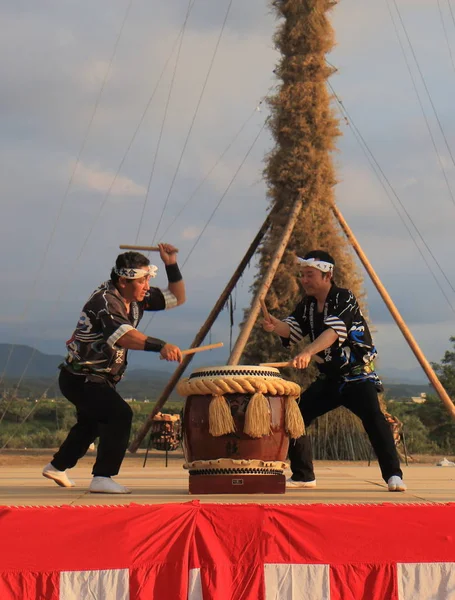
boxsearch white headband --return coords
[296,257,334,274]
[114,264,158,279]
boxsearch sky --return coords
[1,0,455,382]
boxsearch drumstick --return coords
[260,361,292,367]
[260,297,271,322]
[159,342,223,361]
[260,355,324,368]
[119,244,179,252]
[181,342,223,356]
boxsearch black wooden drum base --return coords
[188,473,286,495]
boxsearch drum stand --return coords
[188,471,286,495]
[142,417,181,468]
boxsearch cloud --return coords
[82,60,113,87]
[182,226,200,240]
[71,161,146,197]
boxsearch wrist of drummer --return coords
[144,337,167,352]
[165,263,182,282]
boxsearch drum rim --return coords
[189,365,281,379]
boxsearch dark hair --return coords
[303,250,335,266]
[110,252,150,283]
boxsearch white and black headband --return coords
[114,264,158,279]
[296,256,334,274]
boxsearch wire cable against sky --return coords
[57,3,199,274]
[134,0,195,244]
[386,0,455,209]
[159,100,267,240]
[437,0,455,76]
[329,82,455,314]
[150,0,235,245]
[181,122,266,267]
[141,119,267,336]
[448,0,455,29]
[390,0,455,185]
[0,0,134,387]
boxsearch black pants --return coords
[52,369,133,477]
[289,377,403,483]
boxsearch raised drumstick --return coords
[119,244,179,252]
[259,297,271,322]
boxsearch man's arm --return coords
[262,315,291,338]
[262,300,308,346]
[97,292,181,361]
[160,243,186,306]
[115,329,182,362]
[291,329,338,369]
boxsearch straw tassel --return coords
[285,396,305,439]
[208,395,236,437]
[244,393,271,438]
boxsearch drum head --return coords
[188,364,282,381]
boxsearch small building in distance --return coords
[388,392,427,405]
[410,393,427,404]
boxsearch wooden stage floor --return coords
[1,450,454,507]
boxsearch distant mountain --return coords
[0,344,181,400]
[117,368,181,400]
[124,368,177,380]
[0,344,63,378]
[0,344,180,381]
[379,366,429,385]
[382,382,431,399]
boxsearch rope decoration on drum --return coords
[177,374,304,439]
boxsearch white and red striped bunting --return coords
[1,502,455,599]
[8,563,454,599]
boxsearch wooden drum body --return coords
[176,365,303,495]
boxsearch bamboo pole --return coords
[228,200,303,365]
[128,214,272,453]
[331,203,455,419]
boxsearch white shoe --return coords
[42,463,75,488]
[388,475,407,492]
[286,477,317,489]
[89,476,131,494]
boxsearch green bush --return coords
[0,397,183,448]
